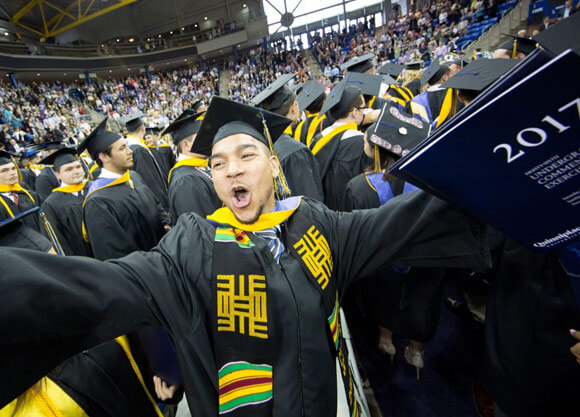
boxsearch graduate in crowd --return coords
[293,80,328,146]
[310,81,370,210]
[166,110,221,219]
[80,118,171,261]
[15,148,40,190]
[34,141,65,202]
[120,112,170,209]
[251,74,324,201]
[145,124,176,180]
[0,97,490,416]
[407,60,454,125]
[39,148,93,257]
[0,151,41,232]
[342,104,445,379]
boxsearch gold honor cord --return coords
[40,211,65,256]
[259,109,292,200]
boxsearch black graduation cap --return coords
[296,80,326,111]
[319,80,362,119]
[340,53,375,73]
[367,104,429,158]
[192,96,292,157]
[77,118,122,160]
[192,99,206,113]
[533,12,580,57]
[378,62,404,77]
[0,150,13,165]
[39,147,79,170]
[441,59,518,92]
[250,73,296,112]
[344,72,382,97]
[381,74,397,85]
[145,125,165,135]
[163,111,204,146]
[404,61,423,71]
[0,206,40,230]
[497,34,537,56]
[292,82,304,93]
[420,60,449,86]
[120,111,146,131]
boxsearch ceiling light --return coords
[129,38,134,42]
[194,24,198,27]
[36,73,40,76]
[4,32,8,36]
[181,27,185,30]
[158,34,162,38]
[63,73,66,75]
[204,16,208,20]
[109,70,112,73]
[116,38,120,42]
[169,31,173,34]
[243,3,247,7]
[147,38,150,41]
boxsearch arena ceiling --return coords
[0,0,255,43]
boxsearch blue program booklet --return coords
[390,49,580,251]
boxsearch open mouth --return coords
[231,186,251,209]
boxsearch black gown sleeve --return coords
[34,173,58,202]
[169,175,220,219]
[311,190,491,293]
[0,214,207,406]
[282,148,324,201]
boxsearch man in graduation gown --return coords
[145,125,176,180]
[166,111,222,219]
[406,60,453,124]
[250,74,324,201]
[79,118,171,261]
[120,112,169,209]
[0,97,490,416]
[39,148,93,257]
[0,151,42,232]
[310,82,369,210]
[293,80,328,146]
[34,141,65,202]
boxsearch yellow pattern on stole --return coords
[217,274,268,339]
[292,225,333,290]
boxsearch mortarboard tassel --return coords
[512,38,517,59]
[259,109,292,200]
[374,144,381,173]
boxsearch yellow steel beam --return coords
[42,0,76,20]
[82,0,96,19]
[46,0,78,28]
[48,0,139,37]
[14,21,45,37]
[11,0,40,24]
[38,0,48,36]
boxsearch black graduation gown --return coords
[0,188,41,232]
[127,140,169,209]
[84,171,167,261]
[343,173,446,341]
[20,168,36,190]
[168,164,221,219]
[149,145,176,181]
[41,184,93,257]
[404,78,421,97]
[311,127,369,210]
[0,192,491,414]
[406,88,450,124]
[274,133,324,201]
[34,166,60,202]
[484,237,580,417]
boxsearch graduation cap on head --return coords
[340,53,375,73]
[163,111,204,146]
[319,80,362,119]
[441,58,518,92]
[296,80,326,111]
[292,82,304,93]
[381,74,397,85]
[250,73,296,112]
[420,60,449,86]
[533,12,580,57]
[379,62,404,78]
[39,147,79,170]
[119,111,146,131]
[145,125,164,135]
[192,96,292,157]
[191,100,206,113]
[0,150,13,165]
[497,34,537,57]
[404,61,423,71]
[77,118,122,160]
[367,104,429,159]
[344,72,383,97]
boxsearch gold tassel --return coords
[260,111,292,200]
[10,156,23,183]
[512,38,517,59]
[373,145,381,173]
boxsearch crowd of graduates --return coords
[0,5,579,417]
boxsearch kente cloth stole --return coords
[210,200,360,416]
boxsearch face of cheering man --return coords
[98,138,134,174]
[55,160,85,186]
[0,162,18,185]
[210,134,279,224]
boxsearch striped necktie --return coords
[254,225,284,264]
